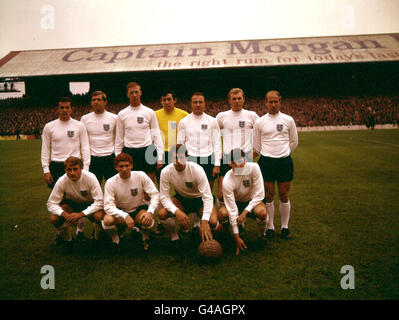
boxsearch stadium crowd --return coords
[1,94,399,136]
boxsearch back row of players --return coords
[41,82,298,255]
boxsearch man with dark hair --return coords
[158,144,220,247]
[115,82,164,183]
[102,153,160,252]
[177,92,222,187]
[154,89,189,235]
[47,156,104,249]
[219,149,267,255]
[41,97,90,188]
[81,91,117,184]
[253,90,298,240]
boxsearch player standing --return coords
[115,82,164,182]
[41,97,90,188]
[216,88,259,210]
[81,91,117,184]
[253,90,298,240]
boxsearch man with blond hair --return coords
[47,156,104,249]
[115,82,164,182]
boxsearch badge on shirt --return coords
[243,180,250,188]
[131,188,138,196]
[201,124,208,130]
[103,124,110,131]
[170,121,177,130]
[239,120,246,128]
[276,124,283,131]
[80,190,88,197]
[137,117,144,124]
[67,130,74,138]
[185,182,193,188]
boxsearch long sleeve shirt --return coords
[253,111,298,158]
[80,111,117,157]
[104,171,160,219]
[41,118,91,173]
[176,113,222,166]
[47,170,104,216]
[160,162,213,221]
[115,104,164,161]
[216,109,259,154]
[222,162,265,234]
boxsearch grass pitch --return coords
[0,129,398,300]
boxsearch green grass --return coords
[1,129,399,299]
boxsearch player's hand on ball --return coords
[235,236,247,256]
[200,220,213,242]
[175,210,190,229]
[125,215,135,229]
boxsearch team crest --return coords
[239,121,246,128]
[243,180,250,188]
[201,124,208,130]
[80,190,88,197]
[103,124,110,131]
[67,130,74,138]
[131,188,138,196]
[137,117,144,124]
[276,124,283,132]
[185,182,193,188]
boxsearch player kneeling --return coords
[158,144,220,248]
[218,149,268,255]
[47,156,105,250]
[102,153,159,253]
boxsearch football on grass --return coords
[198,239,222,260]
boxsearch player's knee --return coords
[255,206,267,221]
[103,214,115,226]
[279,193,290,203]
[93,210,105,223]
[217,206,228,221]
[50,214,60,226]
[157,207,168,220]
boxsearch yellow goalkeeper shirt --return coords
[155,107,189,151]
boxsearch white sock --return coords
[56,222,72,241]
[93,222,101,240]
[265,201,275,230]
[76,217,85,234]
[192,213,200,228]
[256,217,267,236]
[160,217,179,241]
[101,221,120,244]
[280,200,291,229]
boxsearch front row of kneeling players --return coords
[47,144,269,255]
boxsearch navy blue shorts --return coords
[60,199,93,213]
[90,153,117,183]
[220,151,253,177]
[128,204,149,220]
[174,193,203,214]
[188,154,217,181]
[122,145,157,174]
[258,155,294,183]
[49,161,65,188]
